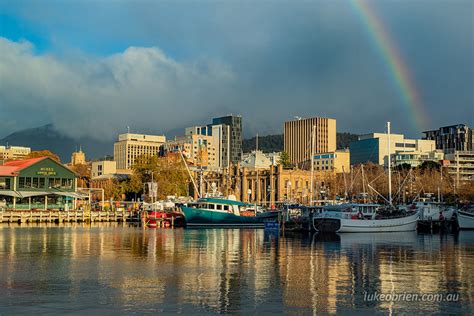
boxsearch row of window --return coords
[18,177,73,189]
[195,203,231,211]
[395,143,417,148]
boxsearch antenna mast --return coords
[387,122,392,206]
[310,125,315,206]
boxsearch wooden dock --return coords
[0,209,138,224]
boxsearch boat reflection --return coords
[0,224,472,314]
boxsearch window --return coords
[216,204,222,210]
[25,177,32,188]
[19,177,25,188]
[61,178,72,189]
[39,178,45,188]
[224,205,229,211]
[50,178,61,189]
[32,178,39,188]
[0,177,11,190]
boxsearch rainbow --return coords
[350,0,430,132]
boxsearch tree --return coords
[418,160,441,171]
[279,151,292,168]
[126,153,190,200]
[26,150,61,162]
[69,163,91,188]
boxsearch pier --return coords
[0,209,137,224]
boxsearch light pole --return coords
[287,181,292,202]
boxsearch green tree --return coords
[279,151,292,168]
[126,153,190,200]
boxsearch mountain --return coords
[1,124,359,162]
[242,133,359,153]
[0,124,113,162]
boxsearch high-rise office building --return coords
[349,132,437,166]
[423,124,473,153]
[114,133,166,170]
[211,115,243,167]
[284,117,336,166]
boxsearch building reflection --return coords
[0,224,473,314]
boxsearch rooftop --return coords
[0,157,48,176]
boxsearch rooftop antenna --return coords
[127,126,130,133]
[387,121,393,206]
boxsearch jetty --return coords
[0,209,138,224]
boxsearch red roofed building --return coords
[0,157,83,210]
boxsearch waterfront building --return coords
[349,132,436,166]
[0,157,83,210]
[284,117,336,166]
[0,145,31,161]
[445,150,474,182]
[194,164,330,205]
[314,150,350,173]
[113,133,166,171]
[70,147,86,166]
[241,151,274,169]
[423,124,473,153]
[392,150,445,168]
[91,160,117,178]
[163,134,218,168]
[178,115,242,169]
[212,115,243,167]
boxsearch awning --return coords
[53,192,89,199]
[18,191,50,198]
[0,191,88,199]
[0,191,22,198]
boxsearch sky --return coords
[0,0,473,141]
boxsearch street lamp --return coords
[287,181,292,202]
[145,170,156,211]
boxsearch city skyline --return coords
[0,0,472,141]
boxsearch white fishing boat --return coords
[313,122,419,233]
[313,208,419,233]
[457,206,474,230]
[322,203,382,219]
[402,197,455,222]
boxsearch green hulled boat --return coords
[181,197,279,227]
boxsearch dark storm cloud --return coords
[0,0,472,139]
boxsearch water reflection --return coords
[0,224,473,314]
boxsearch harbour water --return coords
[0,224,473,314]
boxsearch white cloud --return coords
[0,37,235,140]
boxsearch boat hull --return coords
[181,206,278,227]
[314,212,419,233]
[458,210,474,230]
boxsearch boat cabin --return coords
[187,198,252,216]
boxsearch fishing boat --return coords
[322,203,382,219]
[313,122,420,233]
[313,207,419,233]
[457,205,474,230]
[181,196,279,227]
[413,200,455,221]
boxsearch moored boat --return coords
[181,197,279,227]
[457,205,474,230]
[313,208,419,233]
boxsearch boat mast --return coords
[178,148,201,198]
[361,164,367,204]
[387,121,393,206]
[255,133,258,211]
[310,125,315,206]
